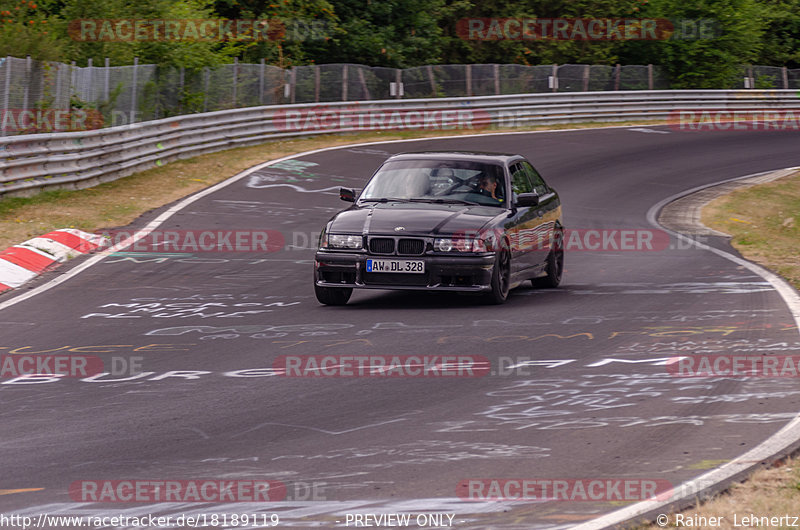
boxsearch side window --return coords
[510,163,533,195]
[522,161,548,195]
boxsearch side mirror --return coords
[515,192,540,207]
[340,187,356,202]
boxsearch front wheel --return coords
[485,249,511,304]
[314,283,353,305]
[531,229,564,289]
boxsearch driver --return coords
[478,174,500,201]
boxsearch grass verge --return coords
[638,172,800,528]
[639,458,800,528]
[0,120,665,250]
[702,170,800,290]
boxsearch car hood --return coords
[328,202,503,236]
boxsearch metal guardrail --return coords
[1,89,799,198]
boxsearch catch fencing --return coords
[2,89,799,198]
[2,57,799,134]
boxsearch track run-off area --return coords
[1,125,800,529]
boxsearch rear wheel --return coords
[532,229,564,289]
[314,283,353,305]
[485,249,511,304]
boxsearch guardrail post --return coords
[342,64,348,101]
[259,58,265,105]
[614,64,621,91]
[648,64,653,90]
[494,64,500,95]
[130,57,138,124]
[466,64,472,97]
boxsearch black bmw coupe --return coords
[313,152,564,305]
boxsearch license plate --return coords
[366,259,425,274]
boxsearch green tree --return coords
[621,0,767,87]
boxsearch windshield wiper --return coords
[359,197,412,203]
[407,198,481,205]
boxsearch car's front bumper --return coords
[314,251,496,292]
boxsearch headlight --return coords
[434,237,488,252]
[322,233,363,250]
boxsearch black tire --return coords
[532,229,564,289]
[485,249,511,304]
[314,283,353,305]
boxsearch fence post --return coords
[54,61,62,109]
[427,65,436,96]
[551,63,558,92]
[70,60,76,106]
[130,57,138,123]
[466,64,472,96]
[104,57,110,102]
[23,55,31,111]
[782,66,789,89]
[86,57,92,109]
[203,67,209,112]
[3,57,10,112]
[232,57,238,108]
[178,66,185,114]
[647,64,653,90]
[614,64,621,90]
[582,64,590,91]
[747,66,754,88]
[315,65,321,102]
[290,67,297,103]
[494,64,500,95]
[357,67,371,100]
[394,69,402,99]
[342,64,348,101]
[259,58,265,105]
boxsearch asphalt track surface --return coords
[1,125,800,529]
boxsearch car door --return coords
[503,161,540,276]
[521,160,559,268]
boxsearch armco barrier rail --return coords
[1,89,799,198]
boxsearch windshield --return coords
[360,159,507,207]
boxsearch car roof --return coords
[386,151,524,164]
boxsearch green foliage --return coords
[0,0,67,60]
[621,0,767,88]
[0,0,798,88]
